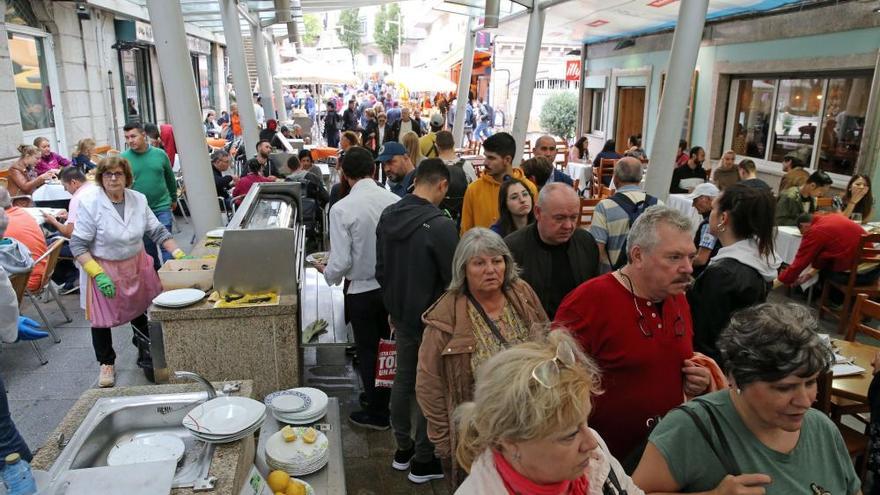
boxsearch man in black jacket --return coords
[342,99,360,132]
[505,183,600,318]
[210,149,238,211]
[375,158,458,483]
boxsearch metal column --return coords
[862,50,880,221]
[220,0,260,159]
[266,39,286,121]
[644,0,708,201]
[250,24,276,120]
[510,5,546,166]
[452,16,476,148]
[144,0,222,237]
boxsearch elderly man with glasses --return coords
[553,205,712,471]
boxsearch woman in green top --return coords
[633,303,861,495]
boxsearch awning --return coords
[274,59,359,85]
[386,68,457,93]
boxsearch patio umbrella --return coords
[385,68,456,93]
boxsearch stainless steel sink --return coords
[47,391,216,490]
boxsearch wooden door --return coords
[615,87,646,153]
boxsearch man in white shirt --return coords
[315,146,399,430]
[253,94,265,127]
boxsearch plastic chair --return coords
[25,238,71,343]
[9,270,48,365]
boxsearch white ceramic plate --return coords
[265,428,329,474]
[272,408,327,425]
[188,411,266,440]
[107,434,186,467]
[265,389,311,413]
[206,228,225,238]
[288,388,328,418]
[183,396,266,436]
[153,288,207,308]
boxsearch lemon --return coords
[267,470,290,493]
[285,480,306,495]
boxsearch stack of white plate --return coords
[183,396,266,444]
[265,387,328,424]
[265,428,329,476]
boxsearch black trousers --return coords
[346,289,390,416]
[91,313,149,365]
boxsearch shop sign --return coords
[135,21,154,44]
[475,31,491,52]
[187,36,211,55]
[565,60,581,81]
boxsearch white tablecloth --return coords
[32,183,71,202]
[667,194,702,234]
[566,162,591,191]
[774,226,802,265]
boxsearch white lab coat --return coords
[72,188,165,261]
[0,266,19,343]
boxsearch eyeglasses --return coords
[532,340,577,389]
[620,271,686,338]
[103,171,125,180]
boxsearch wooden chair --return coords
[578,198,602,228]
[10,269,47,365]
[555,140,569,170]
[816,196,834,210]
[523,140,532,159]
[25,238,71,343]
[599,185,614,199]
[817,233,880,335]
[815,369,869,482]
[591,159,616,197]
[845,293,880,342]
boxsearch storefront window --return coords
[817,76,870,176]
[119,48,155,124]
[730,79,773,159]
[769,78,822,163]
[8,33,54,131]
[198,55,210,109]
[726,73,872,177]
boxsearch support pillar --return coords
[144,0,222,237]
[220,0,260,159]
[266,40,286,121]
[251,25,276,120]
[644,0,708,201]
[452,16,476,148]
[511,5,545,166]
[861,50,880,221]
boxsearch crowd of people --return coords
[1,76,877,494]
[305,110,874,493]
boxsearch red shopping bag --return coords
[375,336,396,388]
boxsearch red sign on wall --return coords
[565,60,581,81]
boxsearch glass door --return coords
[8,29,64,152]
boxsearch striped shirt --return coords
[589,185,664,272]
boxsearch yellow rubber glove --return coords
[82,259,105,278]
[172,248,186,260]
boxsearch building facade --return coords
[0,0,227,164]
[579,1,880,190]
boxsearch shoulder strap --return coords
[465,292,508,346]
[603,465,627,495]
[677,402,741,476]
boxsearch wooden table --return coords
[831,339,879,402]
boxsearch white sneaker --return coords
[98,365,115,388]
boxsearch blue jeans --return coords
[0,374,31,462]
[144,209,173,270]
[474,122,492,141]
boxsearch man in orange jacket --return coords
[460,132,537,234]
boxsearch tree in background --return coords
[374,4,401,68]
[539,92,578,141]
[337,8,362,72]
[302,14,321,47]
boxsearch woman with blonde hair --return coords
[72,138,97,173]
[455,330,641,494]
[400,131,423,167]
[7,145,56,197]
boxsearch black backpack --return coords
[608,192,658,270]
[440,160,468,227]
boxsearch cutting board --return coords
[39,460,176,495]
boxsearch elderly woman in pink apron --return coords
[70,156,187,388]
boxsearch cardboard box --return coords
[158,259,216,291]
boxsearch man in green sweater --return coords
[775,170,832,226]
[121,122,177,269]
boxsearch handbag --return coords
[375,328,396,388]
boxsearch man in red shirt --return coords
[778,212,873,286]
[554,205,711,469]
